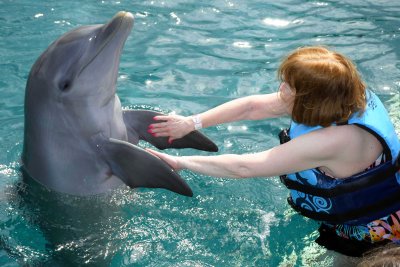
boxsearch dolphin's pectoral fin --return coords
[99,138,193,197]
[123,110,218,152]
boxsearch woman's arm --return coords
[149,92,290,141]
[147,127,338,178]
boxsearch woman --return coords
[147,46,400,257]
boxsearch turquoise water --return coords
[1,0,400,266]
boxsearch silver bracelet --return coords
[192,115,202,130]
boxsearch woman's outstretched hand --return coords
[148,114,194,143]
[146,148,182,171]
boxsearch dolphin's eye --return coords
[59,80,71,92]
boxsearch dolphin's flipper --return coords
[99,137,193,197]
[123,110,218,152]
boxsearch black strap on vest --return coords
[287,184,400,224]
[283,152,400,224]
[280,153,400,197]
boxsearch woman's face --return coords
[278,82,295,114]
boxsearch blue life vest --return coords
[279,90,400,225]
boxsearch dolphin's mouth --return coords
[78,11,134,76]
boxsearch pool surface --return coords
[0,0,399,266]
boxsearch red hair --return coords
[278,46,366,127]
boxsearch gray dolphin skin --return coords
[22,11,218,197]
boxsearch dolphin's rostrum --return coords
[22,11,218,197]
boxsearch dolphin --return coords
[22,11,218,197]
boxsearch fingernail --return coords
[168,139,173,144]
[148,125,154,129]
[153,116,158,120]
[147,129,153,133]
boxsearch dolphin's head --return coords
[27,11,134,106]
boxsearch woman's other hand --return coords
[148,114,195,143]
[146,148,181,170]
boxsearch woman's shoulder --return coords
[299,125,371,156]
[285,126,349,161]
[306,124,356,140]
[312,124,372,145]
